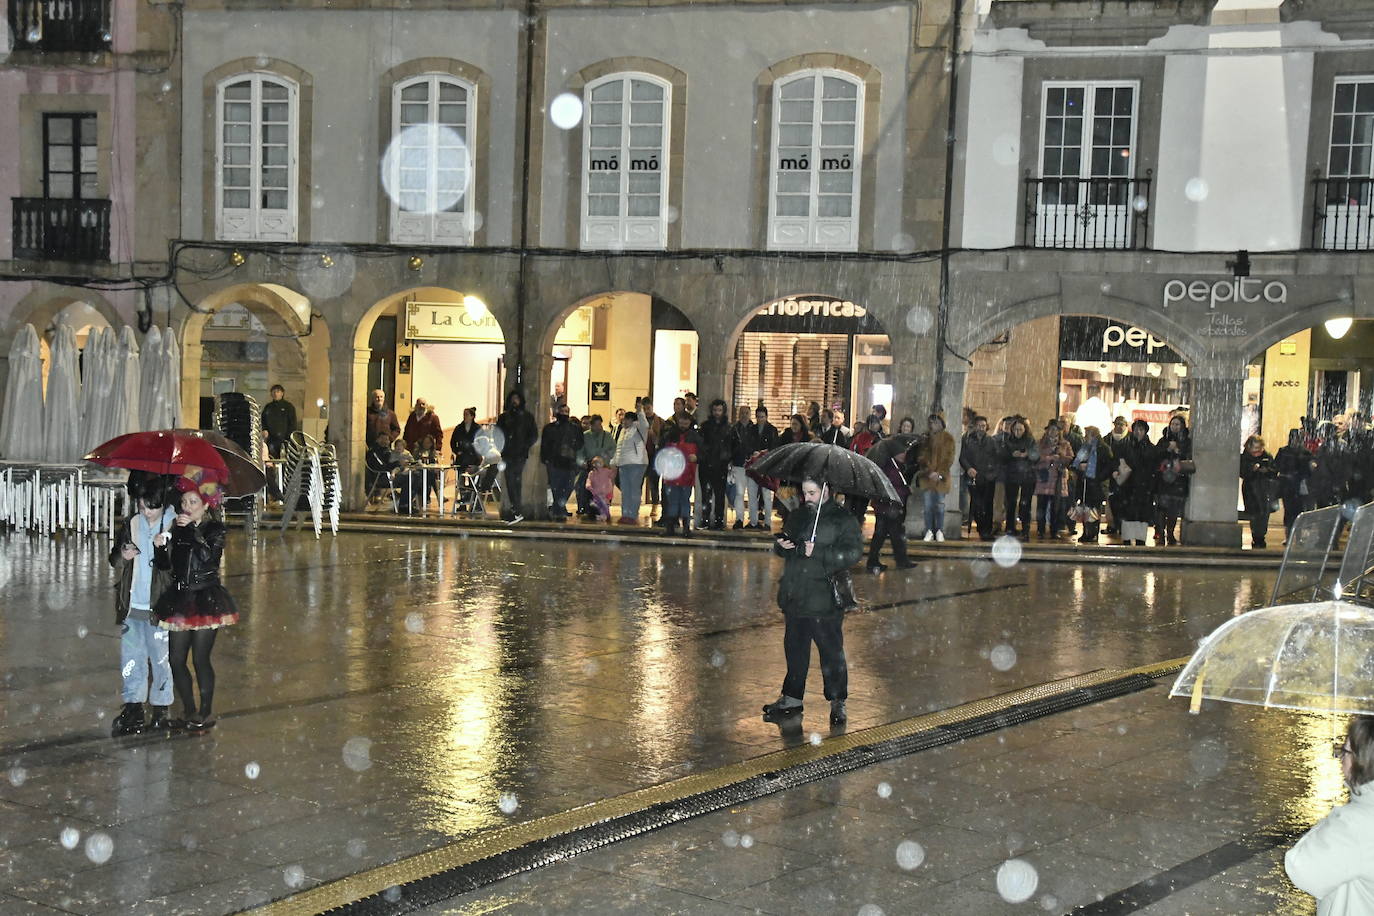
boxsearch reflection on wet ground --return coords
[0,530,1326,913]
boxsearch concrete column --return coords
[889,328,937,421]
[1184,362,1246,547]
[695,327,732,408]
[341,346,371,510]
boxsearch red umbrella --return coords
[84,429,265,497]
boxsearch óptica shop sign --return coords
[1162,278,1287,310]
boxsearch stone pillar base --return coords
[1184,520,1242,548]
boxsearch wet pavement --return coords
[0,527,1329,913]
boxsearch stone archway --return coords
[179,283,327,431]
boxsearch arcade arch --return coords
[725,292,893,428]
[180,283,330,433]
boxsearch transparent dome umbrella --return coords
[1170,600,1374,715]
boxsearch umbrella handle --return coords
[809,483,825,543]
[1188,658,1208,715]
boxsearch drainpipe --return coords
[933,0,964,413]
[515,0,539,390]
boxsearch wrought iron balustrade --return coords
[7,0,111,52]
[1023,172,1151,250]
[11,197,111,262]
[1311,176,1374,251]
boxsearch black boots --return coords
[111,703,145,737]
[147,706,171,730]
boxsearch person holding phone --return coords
[108,474,177,736]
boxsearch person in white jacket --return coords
[1286,716,1374,915]
[612,402,651,526]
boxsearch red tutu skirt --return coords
[155,585,240,631]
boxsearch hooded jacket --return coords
[496,392,538,461]
[698,408,734,469]
[1286,786,1374,916]
[915,428,956,494]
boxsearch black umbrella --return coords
[863,433,918,471]
[748,441,899,502]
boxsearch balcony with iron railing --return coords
[1311,175,1374,251]
[7,0,111,53]
[11,197,111,262]
[1023,171,1152,250]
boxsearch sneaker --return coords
[935,530,945,542]
[147,706,171,731]
[762,696,803,719]
[923,530,934,542]
[829,700,847,725]
[506,514,524,525]
[733,520,744,530]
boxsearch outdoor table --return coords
[415,464,450,516]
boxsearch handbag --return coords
[829,569,859,613]
[1114,458,1131,485]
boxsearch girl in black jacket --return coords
[153,471,240,732]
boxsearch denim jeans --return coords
[664,484,692,520]
[617,464,647,519]
[922,488,946,535]
[729,465,750,521]
[121,611,173,705]
[746,475,774,526]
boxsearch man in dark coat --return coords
[960,415,1001,541]
[540,402,584,520]
[697,398,734,530]
[260,385,297,459]
[764,478,864,725]
[496,390,538,521]
[365,389,401,448]
[739,406,781,529]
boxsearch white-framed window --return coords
[768,70,863,251]
[215,73,298,242]
[1321,77,1374,250]
[1034,81,1138,249]
[388,74,476,246]
[581,72,669,250]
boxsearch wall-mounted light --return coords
[230,250,246,267]
[319,253,334,269]
[408,256,423,271]
[462,295,488,321]
[1326,317,1354,340]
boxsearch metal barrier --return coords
[1270,504,1343,605]
[0,462,125,538]
[1336,502,1374,604]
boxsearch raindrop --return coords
[904,305,934,335]
[381,125,471,213]
[1131,195,1148,213]
[665,205,680,225]
[283,864,306,888]
[739,833,754,849]
[808,732,822,746]
[470,210,485,232]
[970,559,992,580]
[8,766,27,786]
[244,761,261,780]
[990,535,1021,568]
[1038,894,1060,911]
[996,858,1039,903]
[989,644,1017,671]
[722,829,740,848]
[100,29,111,42]
[160,80,173,94]
[342,737,373,772]
[876,781,893,799]
[890,232,916,254]
[180,832,198,850]
[1189,736,1228,780]
[255,54,270,68]
[1100,281,1112,294]
[60,827,81,850]
[1184,177,1209,202]
[549,92,584,130]
[708,649,726,668]
[347,838,367,858]
[297,249,355,300]
[26,27,40,43]
[581,659,599,676]
[383,886,402,903]
[84,832,113,865]
[858,905,885,916]
[654,447,687,481]
[895,839,925,870]
[404,612,425,634]
[498,792,519,815]
[76,625,88,639]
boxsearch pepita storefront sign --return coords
[406,302,594,346]
[1162,278,1287,310]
